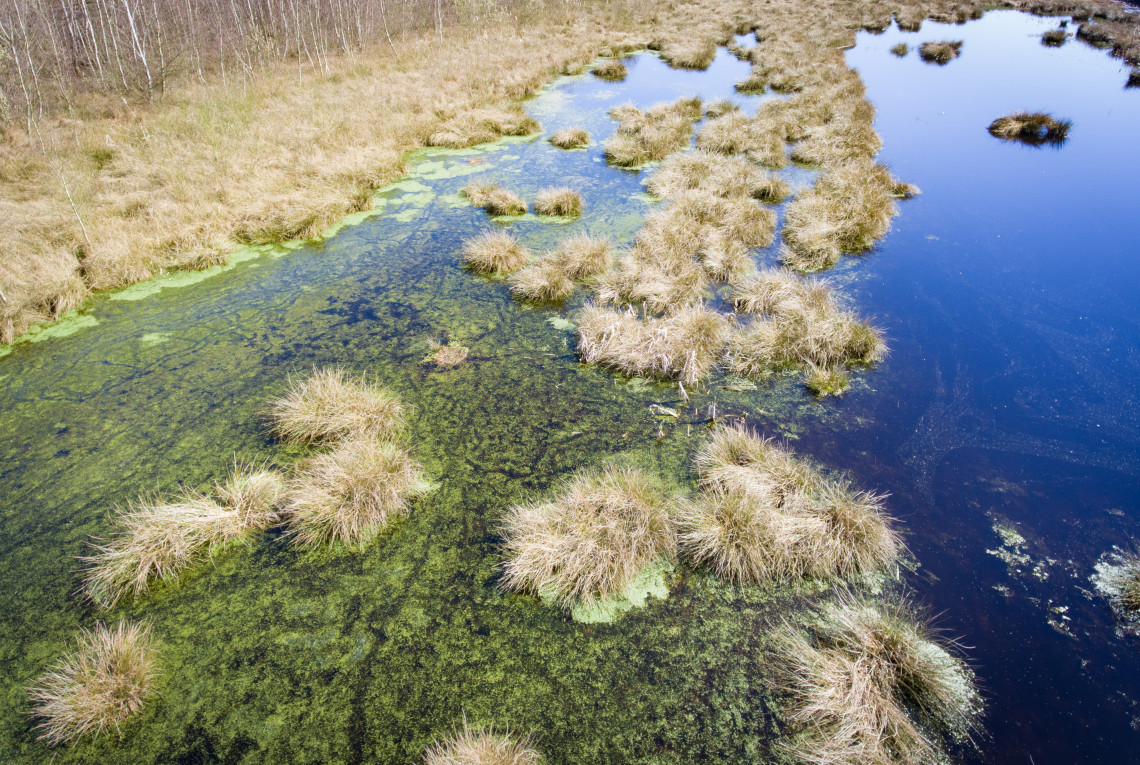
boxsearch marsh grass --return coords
[500,465,676,607]
[268,367,406,446]
[918,41,963,65]
[696,112,788,168]
[549,128,590,149]
[777,597,981,765]
[704,99,741,118]
[533,188,584,217]
[509,258,576,303]
[424,721,542,765]
[576,302,730,384]
[1042,28,1068,46]
[431,343,470,368]
[659,38,718,70]
[213,462,287,531]
[646,150,790,203]
[551,234,614,280]
[890,43,910,57]
[1128,68,1140,88]
[604,97,703,168]
[987,112,1072,146]
[1096,553,1140,627]
[462,182,528,216]
[591,58,629,81]
[28,620,158,745]
[284,439,429,548]
[462,231,531,275]
[804,363,851,397]
[428,105,541,149]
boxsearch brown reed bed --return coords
[428,105,542,149]
[592,57,629,81]
[550,234,615,280]
[696,112,788,168]
[509,258,576,304]
[646,150,790,203]
[424,721,543,765]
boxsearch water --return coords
[1,11,1137,763]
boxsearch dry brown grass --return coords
[500,465,676,607]
[431,343,470,368]
[647,150,789,203]
[212,461,287,531]
[424,722,543,765]
[987,112,1072,146]
[549,128,590,149]
[462,231,531,275]
[427,105,542,148]
[284,438,429,548]
[509,258,576,303]
[267,367,406,446]
[462,182,528,216]
[696,112,788,168]
[604,96,703,168]
[534,187,584,217]
[919,40,964,65]
[777,596,981,765]
[28,620,158,746]
[658,38,719,70]
[592,58,629,81]
[705,99,741,118]
[551,234,614,280]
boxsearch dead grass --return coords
[212,462,287,531]
[284,438,429,548]
[534,187,584,217]
[604,97,703,168]
[919,41,963,65]
[696,112,788,168]
[28,620,158,745]
[647,150,789,203]
[658,38,719,70]
[462,182,528,216]
[987,112,1072,146]
[462,231,531,275]
[705,99,741,118]
[891,43,910,57]
[431,343,470,368]
[267,367,406,446]
[551,234,614,280]
[428,105,542,149]
[509,258,576,303]
[424,721,543,765]
[500,465,676,607]
[592,58,629,81]
[549,128,590,149]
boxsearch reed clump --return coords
[805,363,851,397]
[647,150,790,203]
[987,112,1072,146]
[551,234,614,280]
[604,97,703,168]
[500,465,676,607]
[284,438,429,548]
[576,302,730,384]
[424,722,542,765]
[213,462,287,531]
[678,425,900,583]
[549,128,590,149]
[1042,28,1068,46]
[509,258,576,304]
[1095,553,1140,629]
[591,58,628,81]
[918,41,963,65]
[462,182,528,216]
[28,621,158,746]
[534,188,584,217]
[777,597,982,765]
[428,105,541,149]
[890,43,910,57]
[462,231,531,275]
[696,112,788,168]
[594,248,709,313]
[268,367,405,445]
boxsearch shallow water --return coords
[1,10,1137,763]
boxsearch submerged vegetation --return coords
[987,112,1072,146]
[424,722,543,764]
[919,40,963,64]
[430,343,471,368]
[604,96,703,168]
[28,621,158,745]
[462,182,529,216]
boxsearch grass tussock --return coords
[604,97,702,168]
[705,100,741,119]
[551,234,614,280]
[424,722,543,765]
[576,302,730,384]
[549,128,590,149]
[647,150,790,203]
[781,159,900,272]
[462,182,528,216]
[431,343,470,368]
[428,105,541,149]
[890,43,910,57]
[697,112,788,168]
[1128,68,1140,89]
[658,38,718,70]
[213,462,287,531]
[268,367,405,446]
[509,258,576,303]
[592,58,629,81]
[28,620,158,745]
[462,231,531,275]
[679,425,900,583]
[918,41,963,65]
[1096,553,1140,628]
[500,465,676,607]
[534,188,584,217]
[284,439,429,548]
[987,112,1072,146]
[804,363,851,397]
[777,597,982,765]
[1042,28,1068,46]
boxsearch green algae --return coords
[564,558,676,624]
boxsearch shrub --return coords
[462,231,531,275]
[534,187,583,217]
[268,367,405,445]
[987,112,1071,147]
[549,128,590,149]
[918,41,963,65]
[28,621,158,745]
[500,466,676,606]
[462,182,527,216]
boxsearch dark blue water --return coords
[837,11,1140,763]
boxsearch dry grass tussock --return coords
[509,258,575,303]
[592,58,629,81]
[462,231,531,275]
[462,182,528,216]
[551,234,614,280]
[431,343,470,368]
[28,620,158,746]
[647,150,789,203]
[549,128,590,149]
[428,105,541,149]
[577,302,730,385]
[424,721,542,765]
[268,367,405,445]
[534,187,584,217]
[500,465,676,607]
[657,37,719,70]
[1096,553,1140,624]
[697,112,788,168]
[284,438,429,548]
[919,40,964,65]
[679,424,900,583]
[604,96,703,168]
[987,112,1071,146]
[777,596,981,765]
[705,99,741,118]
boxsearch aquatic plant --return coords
[1094,553,1140,630]
[428,106,541,149]
[704,99,741,118]
[509,258,576,304]
[462,182,528,217]
[591,58,628,81]
[1042,28,1068,46]
[892,181,922,199]
[777,597,982,765]
[646,150,790,203]
[500,465,676,607]
[918,41,963,65]
[804,364,851,397]
[213,461,287,531]
[284,438,429,548]
[533,187,583,217]
[424,721,542,764]
[82,492,251,607]
[268,367,406,445]
[28,620,158,746]
[576,302,730,385]
[430,343,470,368]
[550,233,614,280]
[462,231,531,275]
[890,43,909,57]
[549,128,590,149]
[696,112,788,168]
[604,97,703,168]
[987,112,1072,147]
